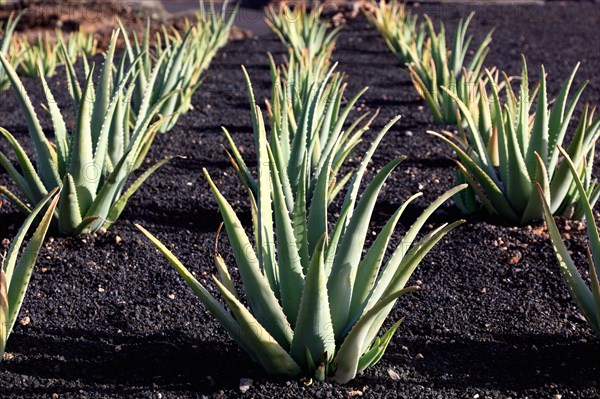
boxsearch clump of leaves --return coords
[408,13,493,125]
[17,33,59,77]
[364,0,426,65]
[431,57,600,224]
[0,31,172,235]
[0,11,24,91]
[137,69,466,383]
[1,189,58,361]
[58,30,98,64]
[252,57,374,203]
[266,3,341,66]
[119,1,237,133]
[540,147,600,336]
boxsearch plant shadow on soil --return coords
[4,329,598,395]
[4,328,252,394]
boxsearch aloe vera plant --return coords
[260,59,374,198]
[58,30,98,64]
[431,58,600,224]
[267,48,331,114]
[408,13,493,125]
[0,11,24,91]
[540,147,600,336]
[364,0,426,65]
[1,189,58,361]
[196,0,237,50]
[0,30,172,235]
[17,33,59,77]
[266,4,341,66]
[443,70,507,212]
[119,1,237,133]
[138,67,466,382]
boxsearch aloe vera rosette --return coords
[364,0,426,65]
[431,57,600,224]
[266,4,341,67]
[408,13,494,125]
[0,30,173,235]
[138,70,466,382]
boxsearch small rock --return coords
[2,238,10,247]
[332,12,347,27]
[414,353,424,360]
[98,287,105,293]
[508,251,522,265]
[405,130,414,137]
[387,368,401,380]
[115,345,122,353]
[3,352,14,361]
[348,389,364,397]
[168,293,175,300]
[115,236,123,245]
[19,316,31,326]
[98,227,107,235]
[52,394,59,399]
[239,378,253,393]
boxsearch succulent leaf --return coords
[1,189,58,361]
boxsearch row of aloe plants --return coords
[367,0,600,222]
[0,0,237,361]
[1,1,599,386]
[0,10,97,81]
[0,2,237,235]
[366,1,600,336]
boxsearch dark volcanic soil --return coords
[1,2,600,398]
